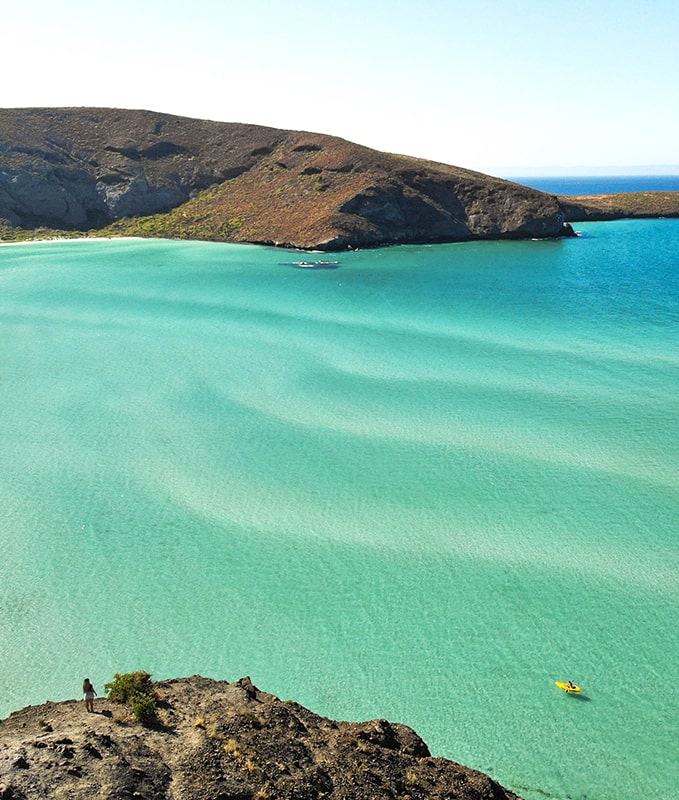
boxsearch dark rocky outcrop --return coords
[0,108,288,229]
[0,675,522,800]
[0,107,573,249]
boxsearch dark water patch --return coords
[513,785,579,799]
[565,692,592,702]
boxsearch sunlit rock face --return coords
[0,675,524,800]
[0,107,573,249]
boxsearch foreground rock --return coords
[0,107,571,249]
[0,675,522,800]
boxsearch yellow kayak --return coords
[556,681,582,693]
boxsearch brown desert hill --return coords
[125,129,571,250]
[0,675,523,800]
[0,107,289,227]
[558,191,679,221]
[0,107,572,249]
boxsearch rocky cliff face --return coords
[0,675,522,800]
[0,108,572,249]
[0,108,287,228]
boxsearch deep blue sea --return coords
[1,218,678,800]
[506,175,679,195]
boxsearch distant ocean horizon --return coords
[504,174,679,195]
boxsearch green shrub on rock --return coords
[131,693,158,725]
[105,671,158,726]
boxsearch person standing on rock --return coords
[83,678,97,712]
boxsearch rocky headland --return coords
[0,675,522,800]
[558,191,679,221]
[3,108,676,251]
[0,107,573,250]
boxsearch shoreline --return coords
[0,235,146,248]
[2,214,678,254]
[2,192,679,254]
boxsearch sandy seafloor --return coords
[1,220,677,800]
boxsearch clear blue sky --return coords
[4,0,678,175]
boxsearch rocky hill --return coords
[0,107,572,250]
[0,675,522,800]
[558,191,679,221]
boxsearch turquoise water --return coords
[507,174,679,194]
[1,222,677,800]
